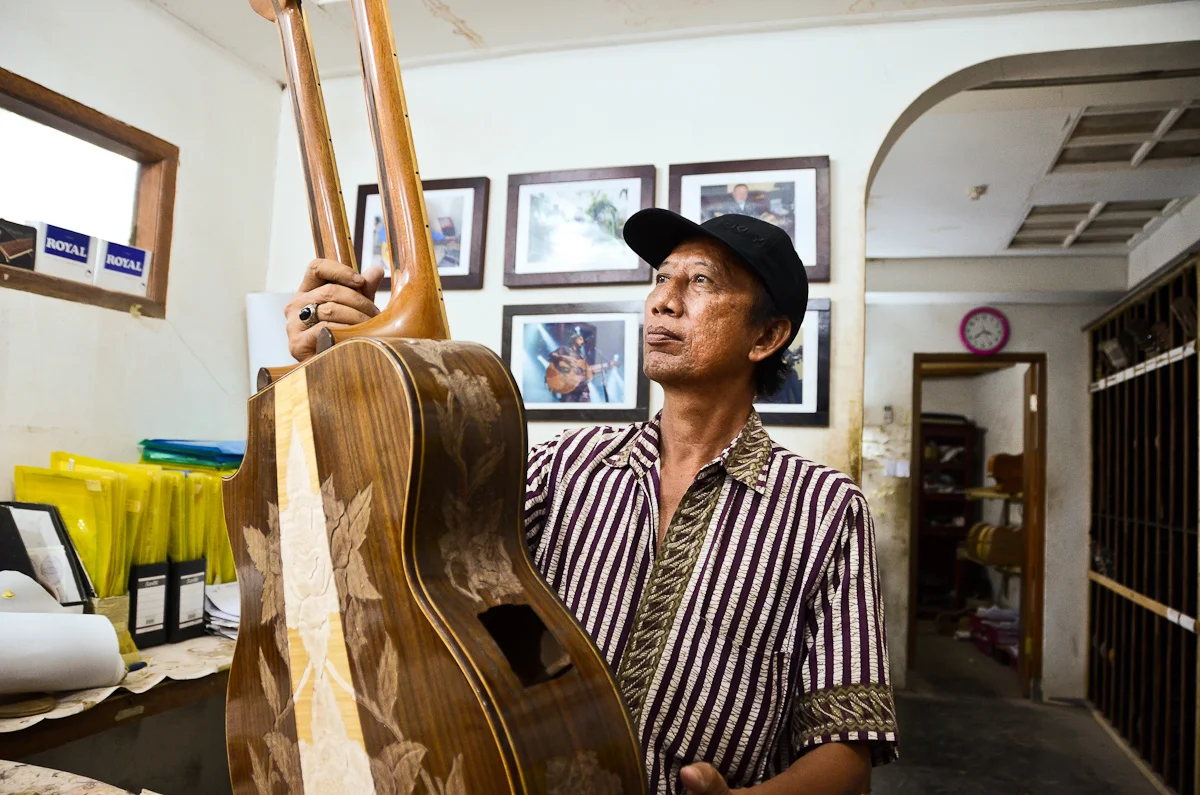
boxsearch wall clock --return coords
[960,307,1010,356]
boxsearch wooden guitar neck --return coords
[316,0,451,351]
[252,0,355,268]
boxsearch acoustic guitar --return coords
[544,350,620,396]
[224,2,647,793]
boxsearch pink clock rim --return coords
[960,306,1010,356]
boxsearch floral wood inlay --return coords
[322,449,467,795]
[406,339,521,604]
[241,367,467,795]
[243,504,302,795]
[546,751,623,795]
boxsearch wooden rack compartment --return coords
[1087,256,1199,795]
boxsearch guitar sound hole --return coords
[478,604,573,687]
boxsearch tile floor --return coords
[872,626,1159,795]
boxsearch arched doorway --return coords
[862,40,1200,794]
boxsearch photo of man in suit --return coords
[720,183,760,216]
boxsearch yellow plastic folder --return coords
[13,467,127,597]
[153,464,236,584]
[50,453,167,571]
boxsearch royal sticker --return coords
[44,224,90,263]
[103,241,146,277]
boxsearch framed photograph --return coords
[755,298,831,427]
[353,177,489,291]
[504,166,655,287]
[669,157,831,283]
[501,302,649,422]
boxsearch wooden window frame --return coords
[0,67,178,318]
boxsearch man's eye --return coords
[695,275,709,284]
[656,274,668,283]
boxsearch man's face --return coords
[643,238,772,390]
[733,185,749,203]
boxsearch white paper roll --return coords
[0,612,126,694]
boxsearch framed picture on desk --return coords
[353,177,489,291]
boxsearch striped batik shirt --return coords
[525,411,898,794]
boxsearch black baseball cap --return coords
[623,208,809,347]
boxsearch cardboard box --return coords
[31,222,96,283]
[95,239,151,297]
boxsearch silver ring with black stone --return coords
[298,302,321,329]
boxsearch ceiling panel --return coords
[143,0,1172,83]
[869,76,1200,258]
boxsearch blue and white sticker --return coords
[43,224,91,263]
[103,241,146,277]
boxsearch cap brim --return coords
[623,208,730,268]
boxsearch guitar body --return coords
[225,338,646,795]
[544,350,617,397]
[544,349,591,396]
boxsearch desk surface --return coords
[3,670,229,759]
[1,636,233,758]
[0,760,139,794]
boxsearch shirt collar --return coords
[603,410,773,494]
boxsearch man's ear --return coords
[748,318,791,363]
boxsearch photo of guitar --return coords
[542,326,621,403]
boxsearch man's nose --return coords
[649,283,682,316]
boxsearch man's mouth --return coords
[645,326,682,344]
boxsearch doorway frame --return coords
[908,352,1048,698]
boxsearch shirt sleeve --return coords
[524,436,561,553]
[791,487,899,766]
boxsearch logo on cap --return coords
[731,223,766,245]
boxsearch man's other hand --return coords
[680,762,736,795]
[285,259,385,361]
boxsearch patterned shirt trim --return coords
[614,465,725,723]
[791,683,899,764]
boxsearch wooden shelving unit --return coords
[916,418,983,615]
[1087,255,1199,795]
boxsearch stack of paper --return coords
[204,581,240,640]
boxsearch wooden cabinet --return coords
[1087,255,1198,795]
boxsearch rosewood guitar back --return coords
[225,338,645,794]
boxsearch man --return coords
[284,210,898,795]
[719,183,759,217]
[545,328,594,403]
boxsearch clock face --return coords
[961,308,1009,355]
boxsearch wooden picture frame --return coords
[501,301,649,422]
[503,166,655,288]
[754,298,831,427]
[669,156,831,283]
[353,177,489,291]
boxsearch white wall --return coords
[974,364,1028,525]
[1128,197,1200,289]
[868,256,1128,299]
[923,378,976,417]
[865,302,1101,697]
[263,2,1200,476]
[0,0,280,496]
